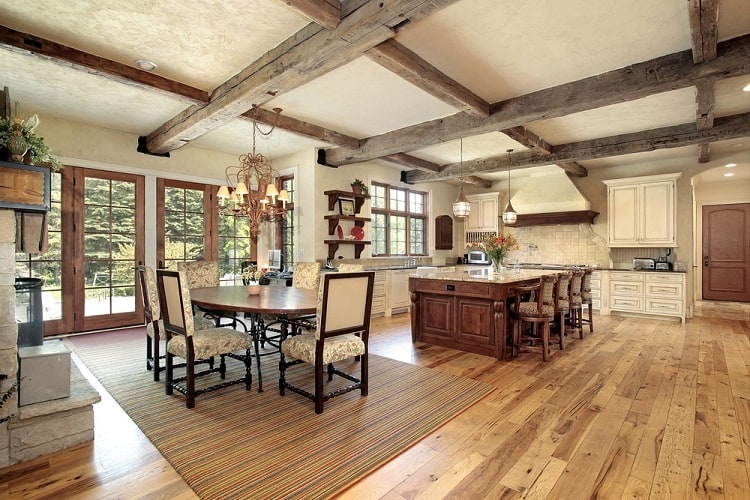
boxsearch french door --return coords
[16,167,145,335]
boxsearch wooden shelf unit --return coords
[323,189,370,259]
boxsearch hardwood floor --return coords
[1,304,748,499]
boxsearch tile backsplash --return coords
[503,224,610,266]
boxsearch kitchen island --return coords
[409,269,551,361]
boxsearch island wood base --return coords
[409,273,543,361]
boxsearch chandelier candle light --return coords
[217,107,288,237]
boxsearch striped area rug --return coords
[68,329,494,499]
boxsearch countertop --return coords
[409,268,551,284]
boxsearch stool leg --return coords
[587,303,594,332]
[541,321,550,362]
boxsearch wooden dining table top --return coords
[190,285,318,315]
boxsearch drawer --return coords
[610,272,644,282]
[645,298,683,316]
[590,278,601,290]
[610,295,644,311]
[591,299,601,310]
[645,273,683,284]
[646,282,683,299]
[414,279,492,297]
[591,289,601,299]
[610,281,644,296]
[591,271,601,279]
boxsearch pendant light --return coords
[502,148,517,225]
[452,138,471,219]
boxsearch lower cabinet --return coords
[608,271,684,322]
[590,270,602,310]
[370,271,387,317]
[389,269,412,315]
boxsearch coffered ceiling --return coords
[1,0,749,185]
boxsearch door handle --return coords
[704,258,710,267]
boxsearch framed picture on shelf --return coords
[338,198,355,216]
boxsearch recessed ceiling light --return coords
[135,59,158,71]
[724,172,735,177]
[725,163,736,168]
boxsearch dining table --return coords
[190,285,318,392]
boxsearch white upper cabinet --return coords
[465,193,499,232]
[603,173,681,247]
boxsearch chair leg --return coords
[541,321,550,362]
[315,359,325,414]
[587,303,594,332]
[186,351,196,409]
[360,353,368,396]
[152,334,161,381]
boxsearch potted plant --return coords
[0,113,63,171]
[350,178,370,198]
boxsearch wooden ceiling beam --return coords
[324,34,750,166]
[688,0,719,63]
[243,106,360,149]
[688,0,720,163]
[0,25,208,104]
[282,0,341,30]
[144,0,461,154]
[382,154,493,187]
[403,112,750,183]
[366,39,490,118]
[501,126,588,177]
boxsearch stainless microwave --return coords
[467,250,490,264]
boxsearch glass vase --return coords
[491,257,504,274]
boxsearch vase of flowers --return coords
[469,232,519,274]
[241,264,265,294]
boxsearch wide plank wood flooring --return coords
[1,302,748,499]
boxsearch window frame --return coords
[370,181,428,257]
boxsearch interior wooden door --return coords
[702,203,750,302]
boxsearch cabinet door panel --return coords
[609,185,638,244]
[456,298,495,345]
[418,295,454,339]
[641,181,674,244]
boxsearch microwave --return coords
[467,250,490,264]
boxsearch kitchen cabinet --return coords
[608,270,685,322]
[435,215,453,250]
[465,193,499,232]
[388,269,412,314]
[370,271,387,317]
[590,270,601,310]
[603,173,680,247]
[323,190,370,259]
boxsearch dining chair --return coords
[508,274,557,362]
[569,269,586,339]
[136,265,214,381]
[177,260,236,327]
[278,271,375,413]
[580,268,595,333]
[284,261,322,333]
[156,269,252,408]
[337,263,365,272]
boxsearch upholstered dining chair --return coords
[337,263,365,272]
[284,261,322,333]
[580,268,595,333]
[177,260,235,327]
[137,265,214,381]
[278,271,375,413]
[568,269,586,339]
[508,274,557,362]
[156,269,252,408]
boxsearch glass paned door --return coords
[76,169,144,331]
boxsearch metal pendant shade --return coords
[502,148,517,225]
[452,138,471,219]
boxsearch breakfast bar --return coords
[409,269,550,361]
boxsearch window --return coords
[276,175,295,270]
[370,182,427,256]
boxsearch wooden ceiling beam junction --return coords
[282,0,341,30]
[501,126,588,177]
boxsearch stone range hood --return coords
[505,169,596,226]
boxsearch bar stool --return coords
[509,274,557,362]
[551,272,572,350]
[569,269,585,339]
[579,268,595,334]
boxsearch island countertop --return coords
[408,270,559,361]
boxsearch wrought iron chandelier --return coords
[217,108,289,237]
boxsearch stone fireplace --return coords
[0,209,100,467]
